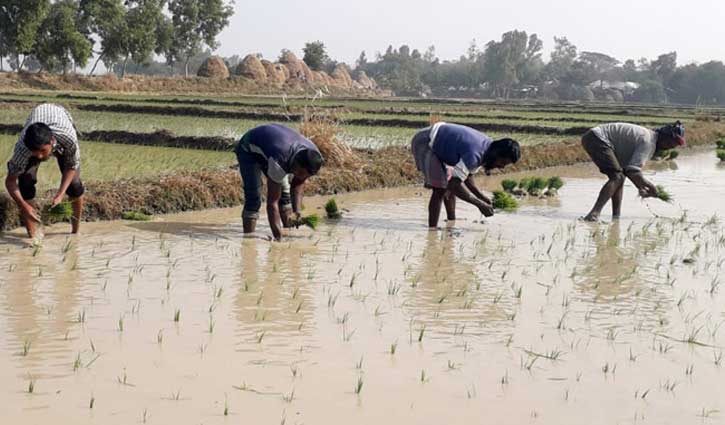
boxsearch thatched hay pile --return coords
[299,111,356,167]
[197,57,230,79]
[234,55,267,82]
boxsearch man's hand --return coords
[51,194,64,208]
[21,203,41,223]
[477,200,494,217]
[638,181,658,198]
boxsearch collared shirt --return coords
[238,124,320,184]
[7,104,80,176]
[429,122,492,180]
[592,123,657,172]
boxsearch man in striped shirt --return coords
[4,104,84,238]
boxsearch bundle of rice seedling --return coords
[300,110,356,167]
[46,201,72,222]
[122,211,152,221]
[291,214,320,230]
[501,179,518,193]
[653,185,673,203]
[527,177,548,196]
[325,198,342,219]
[717,140,725,149]
[717,150,725,161]
[547,176,564,191]
[492,191,519,211]
[518,177,533,192]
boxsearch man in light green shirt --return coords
[581,121,686,221]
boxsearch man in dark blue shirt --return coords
[412,123,521,227]
[235,124,324,240]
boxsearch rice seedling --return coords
[174,309,180,322]
[325,198,343,219]
[718,149,725,161]
[291,214,320,230]
[27,376,35,393]
[546,176,564,193]
[89,394,95,409]
[527,177,548,196]
[652,185,673,203]
[122,211,152,221]
[224,398,229,416]
[717,140,725,149]
[492,191,519,211]
[354,376,364,394]
[501,179,519,193]
[390,340,398,355]
[21,339,32,357]
[45,201,73,222]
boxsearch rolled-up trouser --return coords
[581,130,623,176]
[235,144,291,220]
[18,155,84,201]
[411,128,452,189]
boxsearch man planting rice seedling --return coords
[581,121,686,222]
[411,122,521,228]
[235,123,324,240]
[4,104,84,238]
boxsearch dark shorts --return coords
[235,137,291,220]
[18,155,84,201]
[581,130,623,176]
[411,129,452,190]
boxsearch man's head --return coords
[291,149,324,180]
[482,138,521,175]
[23,123,55,161]
[656,121,686,151]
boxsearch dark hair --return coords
[294,149,324,175]
[657,120,685,140]
[483,138,521,169]
[23,123,53,151]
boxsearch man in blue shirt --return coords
[412,122,521,227]
[235,124,324,240]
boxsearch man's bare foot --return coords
[581,213,601,222]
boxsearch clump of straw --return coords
[300,110,355,167]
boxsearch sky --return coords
[215,0,725,66]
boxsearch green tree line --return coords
[0,0,233,77]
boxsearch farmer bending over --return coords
[412,122,521,228]
[4,104,84,238]
[235,124,323,241]
[581,121,685,222]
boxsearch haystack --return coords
[261,60,287,86]
[331,64,354,88]
[279,51,313,82]
[197,57,230,79]
[356,71,377,90]
[234,55,267,82]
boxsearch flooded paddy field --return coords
[1,151,724,425]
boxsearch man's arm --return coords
[5,174,40,222]
[448,177,494,216]
[290,175,306,216]
[464,176,491,204]
[52,168,77,207]
[266,180,284,240]
[625,169,657,196]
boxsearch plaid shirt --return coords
[6,104,80,176]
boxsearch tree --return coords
[649,52,677,85]
[576,51,620,86]
[355,51,367,69]
[302,41,328,71]
[482,30,542,98]
[168,0,233,77]
[545,37,577,82]
[35,0,92,73]
[0,0,50,70]
[78,0,126,75]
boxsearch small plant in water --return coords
[501,179,518,193]
[717,149,725,162]
[46,201,72,222]
[122,211,152,221]
[547,176,564,193]
[653,185,673,203]
[325,198,342,219]
[492,191,519,211]
[292,214,320,230]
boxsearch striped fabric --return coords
[6,104,79,176]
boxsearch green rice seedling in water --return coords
[292,214,320,230]
[27,376,35,393]
[717,150,725,161]
[122,211,152,221]
[325,198,343,219]
[501,179,518,193]
[654,185,673,203]
[528,177,548,196]
[547,176,564,192]
[355,376,364,394]
[174,309,180,322]
[46,201,73,222]
[717,140,725,149]
[21,339,32,356]
[492,191,519,211]
[89,394,95,409]
[518,177,533,192]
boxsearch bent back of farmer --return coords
[4,103,84,239]
[235,124,323,241]
[411,122,520,228]
[581,121,685,221]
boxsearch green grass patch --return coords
[122,211,152,221]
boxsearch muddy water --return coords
[1,151,724,425]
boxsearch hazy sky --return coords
[216,0,724,65]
